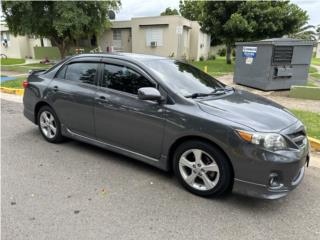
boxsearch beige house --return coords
[98,15,211,61]
[0,22,51,59]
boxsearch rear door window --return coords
[64,62,98,85]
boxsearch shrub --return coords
[218,48,226,57]
[199,56,204,61]
[208,55,216,60]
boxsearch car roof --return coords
[70,52,168,64]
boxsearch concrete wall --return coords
[210,44,225,56]
[1,23,52,59]
[130,16,189,58]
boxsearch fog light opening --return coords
[269,173,283,189]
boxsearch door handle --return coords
[95,95,109,103]
[53,86,59,92]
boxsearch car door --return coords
[48,59,99,137]
[94,60,166,159]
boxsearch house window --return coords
[1,31,10,41]
[145,27,163,47]
[113,29,121,41]
[113,29,122,50]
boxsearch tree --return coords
[160,7,179,16]
[2,1,120,58]
[288,25,317,40]
[179,0,204,21]
[180,1,309,64]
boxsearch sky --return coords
[116,0,320,26]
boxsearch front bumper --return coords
[233,164,306,199]
[231,121,309,199]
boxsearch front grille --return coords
[272,46,293,65]
[287,130,306,147]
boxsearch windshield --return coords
[143,60,224,96]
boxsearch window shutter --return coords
[145,28,163,47]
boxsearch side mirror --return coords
[138,87,163,102]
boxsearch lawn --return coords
[0,76,26,88]
[309,66,317,73]
[310,73,320,80]
[0,58,26,65]
[1,63,53,73]
[191,57,234,77]
[312,58,320,66]
[309,66,320,80]
[290,109,320,140]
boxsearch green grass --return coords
[310,72,320,80]
[0,58,26,65]
[290,109,320,140]
[309,66,318,73]
[312,58,320,66]
[0,76,26,88]
[307,79,318,87]
[1,63,53,73]
[191,57,234,77]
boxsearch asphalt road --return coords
[2,99,320,240]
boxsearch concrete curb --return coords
[309,137,320,152]
[0,87,24,96]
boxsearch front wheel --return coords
[37,106,65,143]
[173,140,232,197]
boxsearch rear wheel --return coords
[173,140,232,197]
[37,106,64,143]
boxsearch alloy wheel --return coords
[179,149,220,191]
[39,111,57,139]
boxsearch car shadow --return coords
[27,128,295,211]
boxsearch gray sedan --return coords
[23,53,309,199]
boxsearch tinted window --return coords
[102,64,155,95]
[56,65,67,79]
[143,60,224,96]
[65,63,98,85]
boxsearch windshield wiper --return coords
[185,86,233,99]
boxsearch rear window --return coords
[45,57,71,77]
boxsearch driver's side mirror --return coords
[138,87,163,103]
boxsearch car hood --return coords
[198,89,297,132]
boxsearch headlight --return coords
[236,130,287,150]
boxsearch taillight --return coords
[22,80,29,88]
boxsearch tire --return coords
[37,105,65,143]
[173,140,232,197]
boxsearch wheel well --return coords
[168,136,234,178]
[34,101,51,124]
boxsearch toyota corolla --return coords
[23,53,309,199]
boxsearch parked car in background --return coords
[23,53,309,199]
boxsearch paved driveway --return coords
[1,99,320,240]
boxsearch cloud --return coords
[116,0,319,26]
[116,0,180,20]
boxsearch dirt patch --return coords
[217,74,320,112]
